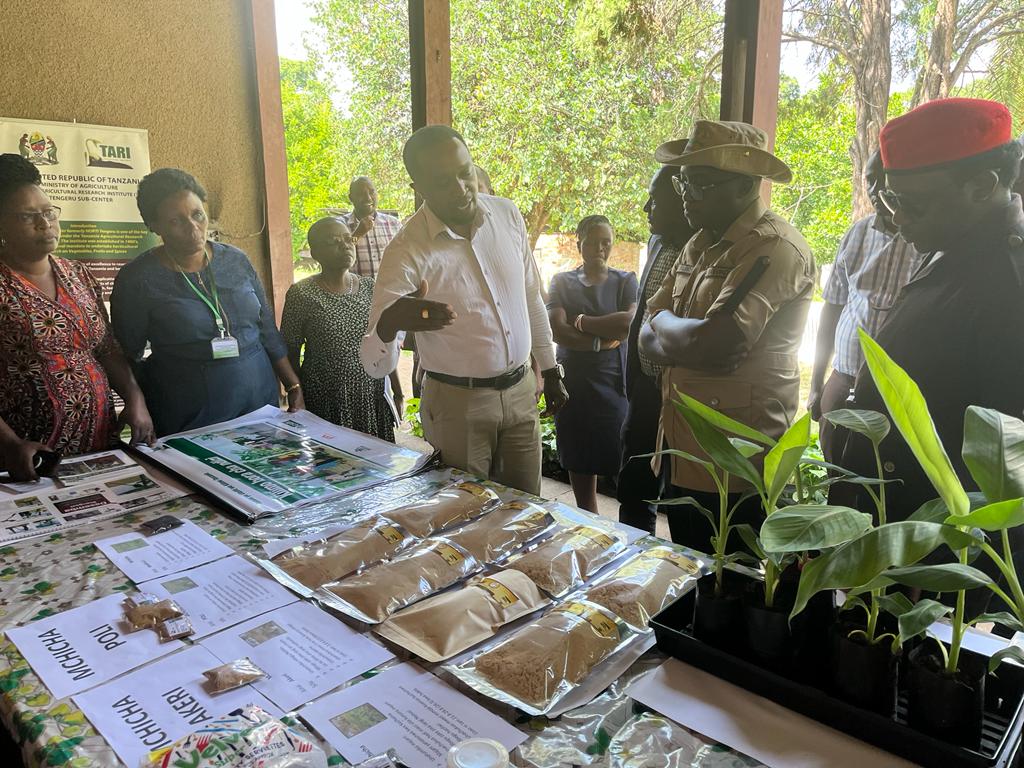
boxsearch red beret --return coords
[880,98,1012,173]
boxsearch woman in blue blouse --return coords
[110,169,303,436]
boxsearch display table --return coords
[0,465,763,768]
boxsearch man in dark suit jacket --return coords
[617,151,695,532]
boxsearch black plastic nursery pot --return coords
[692,569,745,647]
[907,642,986,748]
[831,623,900,717]
[743,598,793,667]
[652,574,1024,767]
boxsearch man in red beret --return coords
[837,98,1024,526]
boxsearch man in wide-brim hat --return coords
[835,100,1024,577]
[639,120,815,552]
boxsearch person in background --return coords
[474,165,494,196]
[548,215,637,512]
[340,176,401,281]
[0,154,154,480]
[640,121,814,552]
[360,125,567,495]
[281,217,399,441]
[617,152,696,532]
[808,150,923,463]
[110,168,303,437]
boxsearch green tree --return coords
[308,0,721,245]
[280,57,346,257]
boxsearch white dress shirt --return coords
[360,194,557,379]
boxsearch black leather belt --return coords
[426,364,527,390]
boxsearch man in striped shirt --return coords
[808,151,923,462]
[339,176,402,280]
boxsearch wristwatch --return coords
[540,364,565,381]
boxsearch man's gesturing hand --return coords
[377,279,457,343]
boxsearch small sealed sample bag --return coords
[266,517,415,591]
[506,525,627,597]
[445,501,554,564]
[448,599,636,715]
[583,546,707,631]
[123,593,184,631]
[375,568,550,662]
[146,704,327,768]
[203,658,267,693]
[319,538,479,623]
[382,481,500,537]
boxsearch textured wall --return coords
[0,0,273,287]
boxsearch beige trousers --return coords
[420,372,541,495]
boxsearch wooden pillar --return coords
[720,0,783,147]
[409,0,452,131]
[249,0,294,320]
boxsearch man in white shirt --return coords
[360,125,568,495]
[808,150,923,462]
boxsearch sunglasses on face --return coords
[878,188,931,219]
[671,174,743,201]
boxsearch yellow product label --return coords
[521,511,548,526]
[504,501,529,510]
[571,527,615,550]
[646,548,700,574]
[559,601,619,639]
[458,482,489,497]
[375,524,403,544]
[431,542,466,566]
[476,577,520,607]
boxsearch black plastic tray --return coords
[650,585,1024,768]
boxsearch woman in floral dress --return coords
[281,217,398,441]
[0,154,154,480]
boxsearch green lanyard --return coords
[178,257,230,337]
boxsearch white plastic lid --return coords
[446,738,510,768]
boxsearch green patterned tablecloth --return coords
[0,479,761,768]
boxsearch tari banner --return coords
[0,116,158,292]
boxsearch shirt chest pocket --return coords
[686,267,732,318]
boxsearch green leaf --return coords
[877,592,915,617]
[677,406,765,493]
[884,563,993,591]
[859,329,969,517]
[947,498,1024,532]
[729,437,765,459]
[989,644,1024,673]
[962,406,1024,503]
[823,408,891,445]
[898,599,952,644]
[638,449,713,473]
[792,521,976,617]
[972,612,1024,633]
[764,414,812,509]
[759,505,872,553]
[675,390,775,446]
[734,523,767,560]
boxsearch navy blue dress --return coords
[110,242,288,436]
[549,267,638,475]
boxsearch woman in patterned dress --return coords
[281,217,399,441]
[0,154,155,481]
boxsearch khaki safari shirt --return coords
[647,198,816,492]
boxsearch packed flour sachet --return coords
[505,525,628,597]
[375,568,550,662]
[582,546,708,631]
[261,517,416,594]
[448,598,636,715]
[382,481,501,537]
[318,538,480,623]
[445,501,555,564]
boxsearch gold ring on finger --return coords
[421,309,430,320]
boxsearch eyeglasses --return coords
[671,175,742,201]
[877,188,930,219]
[13,207,61,225]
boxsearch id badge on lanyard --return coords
[179,258,239,360]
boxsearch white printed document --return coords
[5,593,183,699]
[145,555,297,638]
[200,601,393,711]
[300,663,526,768]
[95,519,233,583]
[74,645,278,768]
